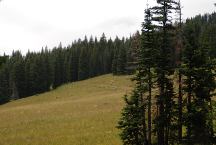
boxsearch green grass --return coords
[0,74,133,145]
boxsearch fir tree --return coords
[183,20,216,144]
[140,7,157,145]
[78,48,89,80]
[0,63,10,104]
[118,6,156,145]
[151,0,178,144]
[118,90,147,145]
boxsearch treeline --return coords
[0,34,141,104]
[118,1,216,145]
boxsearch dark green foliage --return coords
[182,19,216,144]
[0,63,10,104]
[52,44,65,88]
[118,59,149,145]
[78,47,89,80]
[0,34,135,104]
[118,91,147,145]
[112,37,127,75]
[118,7,157,145]
[140,8,157,145]
[0,55,8,68]
[118,11,216,145]
[9,51,26,99]
[125,34,139,75]
[151,0,178,144]
[0,55,10,103]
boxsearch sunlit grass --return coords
[0,74,133,145]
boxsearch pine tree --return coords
[70,46,79,82]
[52,44,65,88]
[25,51,34,96]
[141,7,157,145]
[118,6,157,145]
[116,42,127,75]
[182,20,198,144]
[78,48,89,80]
[106,38,114,73]
[9,51,26,99]
[126,32,139,74]
[0,54,8,68]
[151,0,178,144]
[118,90,147,145]
[183,20,216,144]
[0,62,10,104]
[112,37,121,75]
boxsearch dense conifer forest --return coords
[1,12,216,105]
[117,1,216,144]
[0,34,138,103]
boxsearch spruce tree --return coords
[78,48,89,80]
[151,0,178,144]
[118,6,156,145]
[141,7,157,145]
[118,59,149,144]
[118,90,147,145]
[0,62,10,104]
[0,55,8,68]
[117,43,127,75]
[9,51,26,99]
[126,32,139,74]
[183,20,216,144]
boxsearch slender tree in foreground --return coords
[141,7,156,145]
[151,0,177,144]
[117,35,149,145]
[118,4,157,145]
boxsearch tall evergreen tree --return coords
[0,63,10,104]
[183,19,216,144]
[140,7,157,145]
[78,47,89,80]
[9,51,26,99]
[118,5,157,145]
[151,0,178,144]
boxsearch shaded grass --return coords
[0,74,133,145]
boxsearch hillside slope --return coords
[0,74,133,145]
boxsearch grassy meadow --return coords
[0,74,133,145]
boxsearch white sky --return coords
[0,0,215,55]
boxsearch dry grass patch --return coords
[0,74,133,145]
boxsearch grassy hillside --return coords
[0,74,133,145]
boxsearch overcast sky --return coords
[0,0,215,55]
